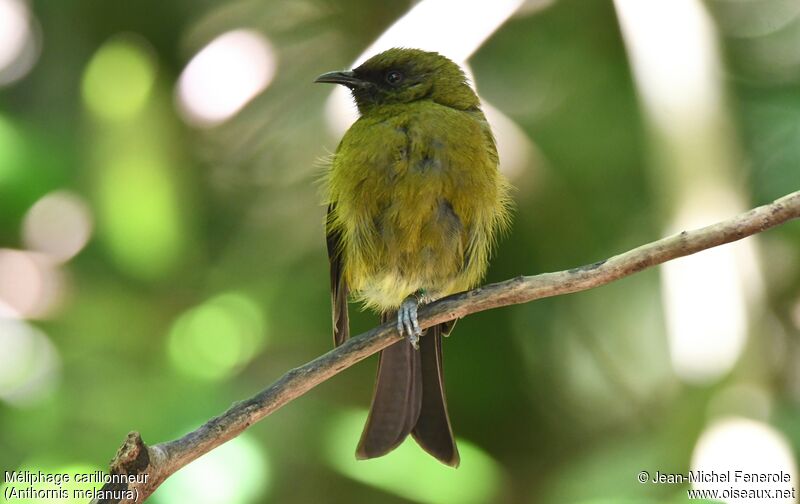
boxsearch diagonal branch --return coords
[92,190,800,504]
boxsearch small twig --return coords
[92,190,800,504]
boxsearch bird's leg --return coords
[397,290,425,349]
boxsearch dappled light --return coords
[153,435,270,504]
[0,249,64,319]
[22,190,93,263]
[616,0,762,384]
[0,319,60,407]
[1,0,799,502]
[0,0,39,86]
[167,292,267,380]
[692,417,797,503]
[176,29,277,128]
[325,411,502,504]
[82,36,157,122]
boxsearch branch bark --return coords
[92,190,800,504]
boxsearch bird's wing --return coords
[327,203,349,347]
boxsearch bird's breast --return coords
[330,105,504,309]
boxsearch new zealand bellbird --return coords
[317,48,511,467]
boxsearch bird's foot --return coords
[397,294,423,349]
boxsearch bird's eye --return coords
[385,70,404,85]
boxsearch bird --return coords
[316,48,511,467]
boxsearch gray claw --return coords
[397,296,422,349]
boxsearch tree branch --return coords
[92,190,800,504]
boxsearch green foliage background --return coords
[1,0,799,503]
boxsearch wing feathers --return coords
[327,203,350,346]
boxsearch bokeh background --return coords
[1,0,800,502]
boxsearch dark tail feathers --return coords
[356,319,459,467]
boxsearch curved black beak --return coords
[314,70,365,88]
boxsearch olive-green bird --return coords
[317,48,511,467]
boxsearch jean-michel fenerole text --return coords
[652,470,791,484]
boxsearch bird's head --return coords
[315,48,480,114]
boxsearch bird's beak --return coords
[314,70,365,88]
